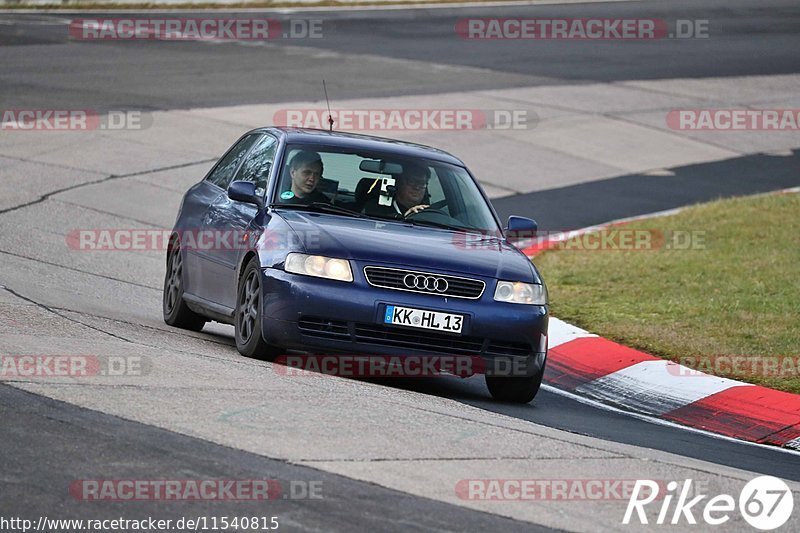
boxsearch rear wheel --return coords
[235,258,279,360]
[163,242,206,331]
[485,360,545,403]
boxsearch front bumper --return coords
[260,266,548,377]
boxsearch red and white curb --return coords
[527,187,800,449]
[544,318,800,449]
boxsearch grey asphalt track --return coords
[492,149,800,229]
[2,1,800,530]
[1,0,799,110]
[0,384,553,532]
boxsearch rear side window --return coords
[206,134,258,190]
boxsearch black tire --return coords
[235,258,280,360]
[163,241,206,332]
[485,360,545,403]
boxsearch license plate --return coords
[384,305,463,334]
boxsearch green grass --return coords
[535,192,800,393]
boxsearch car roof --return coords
[252,127,466,167]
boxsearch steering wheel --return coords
[405,199,449,218]
[405,207,449,219]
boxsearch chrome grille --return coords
[364,267,485,299]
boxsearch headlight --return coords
[494,281,547,305]
[284,253,353,282]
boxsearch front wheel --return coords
[485,360,545,403]
[235,258,279,360]
[163,242,206,331]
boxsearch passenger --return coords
[279,150,330,204]
[363,162,429,219]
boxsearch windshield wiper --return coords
[274,202,364,218]
[404,218,479,232]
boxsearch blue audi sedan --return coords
[163,128,548,402]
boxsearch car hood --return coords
[275,210,540,282]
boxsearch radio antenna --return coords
[323,80,334,132]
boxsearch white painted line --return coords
[575,360,748,416]
[547,316,596,349]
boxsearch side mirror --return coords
[505,216,538,245]
[227,181,263,207]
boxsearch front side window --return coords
[272,144,499,233]
[206,134,258,190]
[234,134,278,197]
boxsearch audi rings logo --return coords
[403,274,449,293]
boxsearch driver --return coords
[363,162,429,219]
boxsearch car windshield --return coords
[271,144,500,233]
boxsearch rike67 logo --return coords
[623,477,794,530]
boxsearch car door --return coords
[185,133,259,303]
[201,133,278,310]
